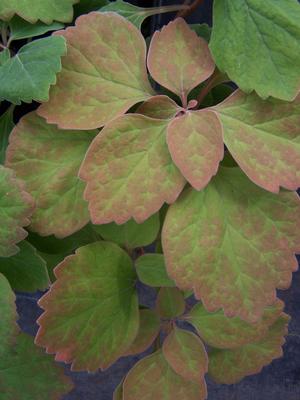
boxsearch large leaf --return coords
[0,166,34,257]
[0,333,73,400]
[0,241,49,292]
[210,0,300,101]
[162,166,300,322]
[35,241,139,372]
[0,106,14,165]
[0,0,78,23]
[137,95,182,119]
[136,253,175,287]
[79,114,185,224]
[156,287,185,319]
[6,112,97,238]
[38,12,153,129]
[148,18,214,105]
[214,90,300,192]
[0,36,66,104]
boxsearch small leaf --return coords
[189,23,211,42]
[208,314,290,384]
[163,327,208,383]
[0,241,50,292]
[0,166,34,257]
[148,18,214,104]
[36,241,139,372]
[156,287,185,319]
[0,106,14,165]
[79,114,185,224]
[6,112,97,238]
[136,253,175,287]
[137,95,182,119]
[38,12,153,129]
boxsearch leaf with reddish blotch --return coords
[0,166,34,257]
[38,12,153,130]
[137,95,182,119]
[124,309,160,356]
[6,112,96,238]
[208,314,290,384]
[156,287,185,319]
[167,110,223,190]
[79,114,186,224]
[163,327,208,383]
[185,300,284,349]
[35,242,139,372]
[123,350,207,400]
[147,18,214,105]
[0,333,73,400]
[162,166,300,322]
[213,90,300,193]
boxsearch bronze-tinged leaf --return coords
[208,314,290,384]
[123,350,207,400]
[147,18,214,105]
[137,95,182,119]
[163,327,208,383]
[156,287,185,319]
[38,12,153,130]
[113,379,124,400]
[79,114,186,224]
[213,90,300,192]
[167,110,224,190]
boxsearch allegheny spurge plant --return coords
[0,0,300,398]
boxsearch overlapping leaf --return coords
[137,95,182,119]
[0,106,14,164]
[156,288,185,319]
[136,253,175,287]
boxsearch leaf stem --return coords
[195,69,228,106]
[177,0,205,18]
[1,23,8,47]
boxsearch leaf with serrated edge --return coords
[6,112,97,238]
[209,314,290,384]
[0,166,34,257]
[213,90,300,193]
[0,333,73,400]
[136,253,175,287]
[147,18,214,104]
[137,95,182,119]
[79,114,186,224]
[35,242,139,372]
[123,350,207,400]
[167,110,223,190]
[156,287,185,319]
[163,327,208,383]
[38,12,153,130]
[210,0,300,101]
[162,166,300,322]
[0,106,14,165]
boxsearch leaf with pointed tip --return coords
[0,166,34,257]
[6,112,97,238]
[38,12,153,130]
[0,333,73,400]
[36,242,139,372]
[147,18,215,103]
[80,114,185,224]
[123,350,207,400]
[190,23,211,42]
[167,110,223,190]
[156,287,185,319]
[0,36,66,104]
[214,90,300,193]
[208,314,290,384]
[136,253,175,287]
[0,107,14,165]
[137,95,182,119]
[0,241,49,292]
[210,0,300,101]
[162,166,300,322]
[163,327,208,383]
[185,300,284,349]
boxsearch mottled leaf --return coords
[38,12,153,129]
[0,106,14,164]
[136,253,175,287]
[6,112,97,238]
[79,114,185,224]
[162,166,300,322]
[137,95,182,119]
[190,23,211,42]
[156,287,185,319]
[36,242,139,372]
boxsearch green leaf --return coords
[210,0,300,101]
[74,0,109,17]
[137,95,181,120]
[79,114,185,224]
[0,0,78,24]
[0,333,73,400]
[36,241,139,372]
[156,287,185,319]
[189,23,211,42]
[208,314,290,384]
[0,36,66,104]
[93,213,160,249]
[38,252,67,283]
[0,241,49,292]
[214,90,300,192]
[0,166,34,257]
[163,327,208,383]
[135,253,175,287]
[0,48,10,66]
[162,166,300,322]
[0,106,14,165]
[38,12,153,130]
[6,112,97,238]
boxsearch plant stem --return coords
[196,69,228,106]
[1,23,7,47]
[177,0,205,18]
